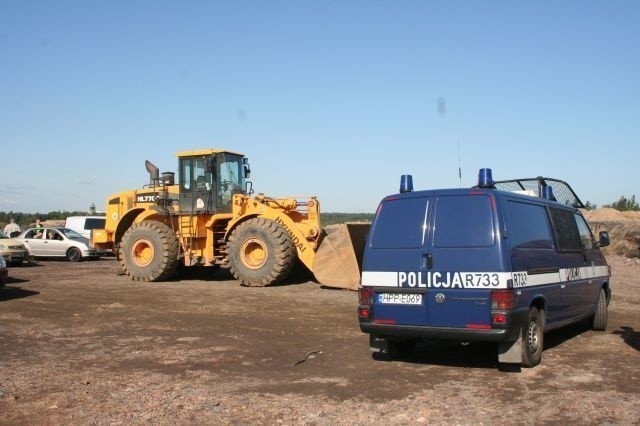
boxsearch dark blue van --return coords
[357,169,611,368]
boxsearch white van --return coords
[64,216,110,256]
[65,216,107,239]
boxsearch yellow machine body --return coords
[93,149,365,289]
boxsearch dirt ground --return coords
[1,255,639,425]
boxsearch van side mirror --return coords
[598,231,610,248]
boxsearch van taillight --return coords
[491,290,516,310]
[359,287,373,305]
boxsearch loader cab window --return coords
[181,159,193,191]
[216,153,245,208]
[180,158,211,191]
[178,156,216,213]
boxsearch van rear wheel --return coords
[521,307,543,368]
[389,339,416,358]
[591,288,608,331]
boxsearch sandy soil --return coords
[1,255,639,425]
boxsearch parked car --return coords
[14,227,99,262]
[0,256,7,287]
[0,230,29,265]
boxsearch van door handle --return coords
[422,253,433,269]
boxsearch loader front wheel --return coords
[227,218,296,286]
[120,221,179,282]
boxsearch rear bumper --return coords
[359,307,528,343]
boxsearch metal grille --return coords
[490,177,584,208]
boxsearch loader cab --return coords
[177,149,249,213]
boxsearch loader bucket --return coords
[312,223,370,290]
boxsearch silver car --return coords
[14,227,99,262]
[0,230,29,265]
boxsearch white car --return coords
[14,227,99,262]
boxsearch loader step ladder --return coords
[212,220,230,265]
[178,214,197,263]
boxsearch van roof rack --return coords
[489,177,585,208]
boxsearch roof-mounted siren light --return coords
[400,174,414,193]
[541,185,557,201]
[478,168,495,188]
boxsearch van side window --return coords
[84,218,106,230]
[575,213,595,249]
[434,195,494,247]
[549,208,582,251]
[370,198,428,249]
[507,201,553,249]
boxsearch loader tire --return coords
[120,221,179,282]
[227,217,296,286]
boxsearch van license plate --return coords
[378,293,422,305]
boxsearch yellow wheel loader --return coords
[92,148,367,290]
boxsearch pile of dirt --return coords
[582,207,637,223]
[622,211,640,221]
[585,208,640,259]
[40,220,65,227]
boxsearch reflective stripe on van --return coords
[361,265,610,289]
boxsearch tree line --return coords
[583,195,639,211]
[2,195,637,228]
[321,213,374,225]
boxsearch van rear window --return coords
[370,198,428,248]
[434,195,494,247]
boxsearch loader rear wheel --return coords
[120,221,179,282]
[227,217,296,286]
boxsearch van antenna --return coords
[457,140,462,187]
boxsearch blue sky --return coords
[1,1,638,214]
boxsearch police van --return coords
[357,169,611,368]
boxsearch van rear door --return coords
[362,195,431,326]
[425,194,506,328]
